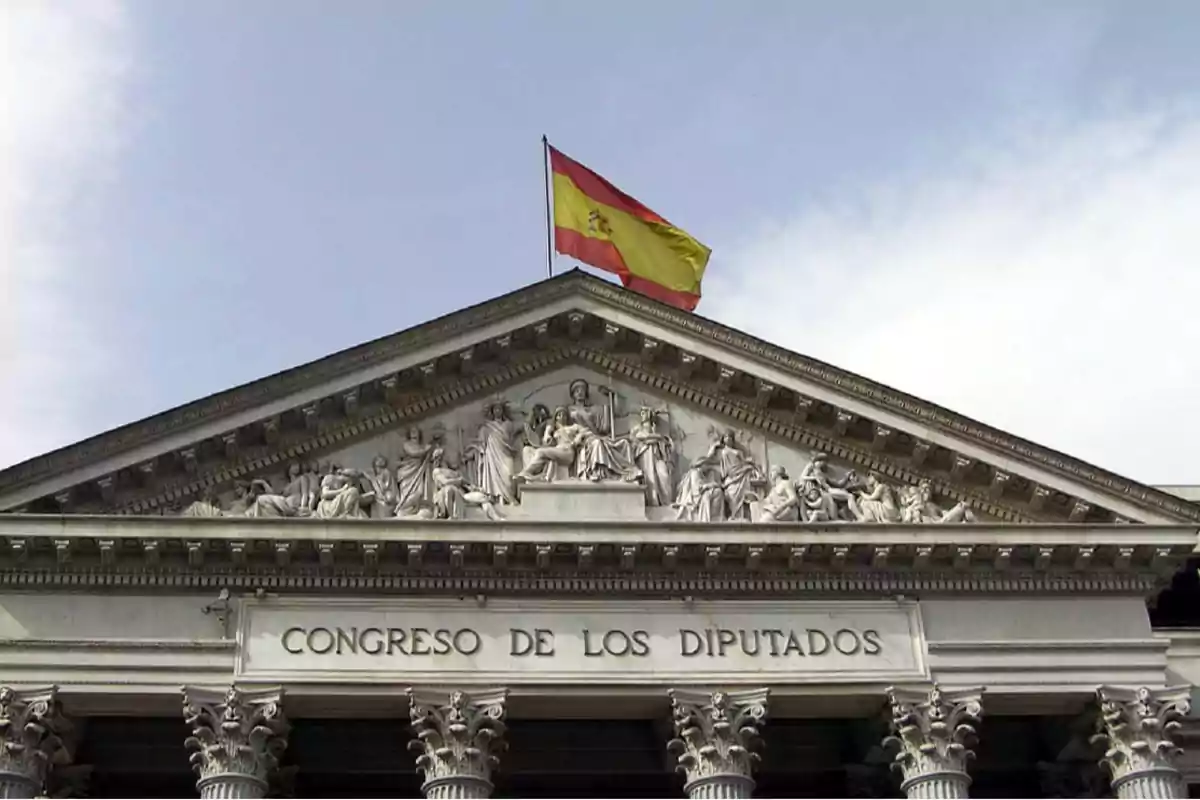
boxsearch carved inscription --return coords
[277,624,884,660]
[239,599,928,684]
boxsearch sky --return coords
[4,0,1200,483]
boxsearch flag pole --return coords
[542,134,554,278]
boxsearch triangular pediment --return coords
[0,270,1193,525]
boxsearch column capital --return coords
[884,684,984,798]
[407,688,508,799]
[667,687,769,799]
[182,685,289,799]
[0,686,71,798]
[1092,685,1191,798]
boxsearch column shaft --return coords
[407,688,508,800]
[182,686,289,800]
[884,684,984,800]
[1094,685,1191,800]
[1112,770,1187,799]
[0,686,70,800]
[667,688,769,800]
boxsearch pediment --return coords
[0,270,1193,525]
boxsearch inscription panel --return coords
[236,599,928,685]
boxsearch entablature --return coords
[1,514,1194,597]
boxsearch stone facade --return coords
[0,274,1198,797]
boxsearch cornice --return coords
[0,515,1192,597]
[1,269,1194,525]
[0,565,1174,597]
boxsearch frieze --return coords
[172,368,992,526]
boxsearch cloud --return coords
[707,104,1200,484]
[0,1,134,468]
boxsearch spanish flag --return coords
[549,144,711,311]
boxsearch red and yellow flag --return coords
[549,145,711,311]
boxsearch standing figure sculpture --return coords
[367,455,399,518]
[674,430,765,521]
[395,426,439,515]
[711,430,765,521]
[564,379,642,483]
[520,404,552,474]
[673,452,726,522]
[464,402,519,506]
[630,406,675,506]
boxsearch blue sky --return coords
[5,0,1200,481]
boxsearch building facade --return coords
[1,270,1199,798]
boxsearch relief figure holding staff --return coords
[565,378,642,483]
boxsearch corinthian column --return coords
[1093,685,1191,799]
[0,686,70,799]
[884,684,984,799]
[666,688,769,799]
[407,688,508,800]
[181,686,289,799]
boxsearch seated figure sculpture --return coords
[564,379,642,483]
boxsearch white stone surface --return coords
[923,597,1169,693]
[235,598,927,685]
[0,589,1180,713]
[514,480,648,520]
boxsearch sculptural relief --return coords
[313,465,371,519]
[759,455,977,525]
[758,466,800,523]
[631,406,674,507]
[182,488,225,518]
[798,452,861,520]
[517,406,584,483]
[674,429,766,523]
[367,456,398,518]
[395,426,440,515]
[231,478,296,518]
[899,479,976,524]
[171,371,982,525]
[673,451,726,522]
[464,402,520,506]
[854,473,900,523]
[520,403,551,470]
[432,447,502,521]
[564,378,642,483]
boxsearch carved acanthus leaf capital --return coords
[0,686,71,789]
[884,685,983,786]
[667,688,769,791]
[181,686,288,789]
[407,688,508,792]
[1092,685,1191,788]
